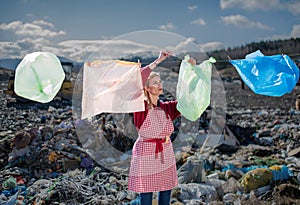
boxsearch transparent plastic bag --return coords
[81,60,144,119]
[14,52,65,103]
[176,55,215,121]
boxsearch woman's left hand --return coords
[188,58,196,65]
[156,50,172,63]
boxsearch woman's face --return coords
[146,76,163,96]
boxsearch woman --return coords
[128,51,196,205]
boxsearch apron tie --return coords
[144,138,167,163]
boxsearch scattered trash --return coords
[0,69,299,204]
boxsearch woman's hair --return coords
[145,72,160,87]
[144,72,160,109]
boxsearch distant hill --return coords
[1,38,299,72]
[0,56,83,73]
[0,59,21,71]
[121,37,300,72]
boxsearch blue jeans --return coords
[140,190,171,205]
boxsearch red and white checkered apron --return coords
[128,107,178,192]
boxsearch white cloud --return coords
[221,14,272,30]
[0,21,23,30]
[286,1,300,16]
[220,0,280,11]
[0,19,68,60]
[16,23,66,37]
[190,18,206,26]
[0,38,161,62]
[188,5,198,11]
[291,24,300,38]
[173,37,195,49]
[170,37,204,55]
[0,20,66,38]
[200,42,225,52]
[0,37,54,59]
[8,37,205,62]
[220,0,300,16]
[0,34,222,62]
[159,22,176,31]
[32,20,55,28]
[0,42,22,59]
[57,39,160,62]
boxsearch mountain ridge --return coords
[1,37,300,71]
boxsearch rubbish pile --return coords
[0,72,300,204]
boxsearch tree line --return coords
[208,37,300,70]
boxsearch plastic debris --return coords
[14,52,65,103]
[176,55,214,121]
[240,168,273,192]
[230,50,299,96]
[0,60,299,204]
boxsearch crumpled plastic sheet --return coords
[230,50,299,97]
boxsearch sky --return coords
[0,0,300,62]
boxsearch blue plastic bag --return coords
[230,50,299,97]
[271,165,293,181]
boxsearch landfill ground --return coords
[0,67,300,205]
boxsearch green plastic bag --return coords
[176,55,215,121]
[14,52,65,103]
